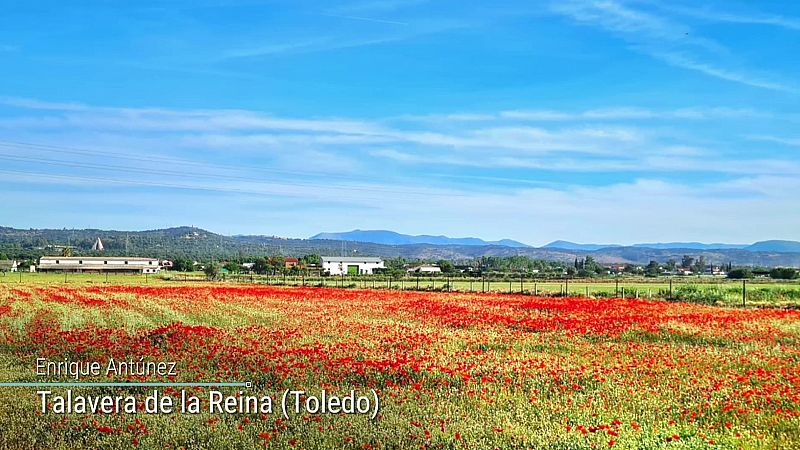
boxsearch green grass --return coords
[3,271,799,307]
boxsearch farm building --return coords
[321,256,384,275]
[407,264,442,274]
[38,256,162,274]
[0,260,19,272]
[284,257,299,269]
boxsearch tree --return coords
[203,262,220,280]
[268,256,285,274]
[770,268,798,280]
[727,268,753,279]
[301,254,321,266]
[253,257,269,275]
[645,260,660,277]
[436,259,455,274]
[692,256,707,275]
[681,255,694,269]
[172,258,193,272]
[61,246,73,257]
[223,261,240,274]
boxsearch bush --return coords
[770,268,799,280]
[727,268,753,279]
[671,285,727,305]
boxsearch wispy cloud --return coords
[2,96,799,183]
[654,4,800,31]
[335,0,429,14]
[2,96,799,242]
[653,52,798,93]
[550,0,796,93]
[320,13,409,26]
[747,135,800,148]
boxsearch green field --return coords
[3,272,799,308]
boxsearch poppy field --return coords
[0,283,799,449]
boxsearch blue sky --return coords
[1,0,799,246]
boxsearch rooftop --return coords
[39,256,159,261]
[321,256,383,263]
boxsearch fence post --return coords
[534,282,537,296]
[621,287,625,299]
[416,274,419,290]
[669,278,673,300]
[742,279,747,307]
[520,276,523,294]
[509,279,512,294]
[585,286,589,298]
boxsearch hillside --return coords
[1,226,799,266]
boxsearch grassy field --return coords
[4,272,799,308]
[0,282,798,449]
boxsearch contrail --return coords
[322,13,408,26]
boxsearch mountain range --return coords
[310,230,529,248]
[2,226,799,267]
[311,231,800,254]
[542,240,800,253]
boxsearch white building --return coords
[38,256,162,274]
[322,256,384,275]
[407,264,442,274]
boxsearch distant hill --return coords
[545,240,800,252]
[746,240,800,253]
[310,230,530,248]
[632,242,748,250]
[542,240,621,251]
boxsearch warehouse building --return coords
[321,256,384,275]
[38,256,162,274]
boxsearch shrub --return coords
[727,268,753,279]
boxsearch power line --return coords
[0,140,365,182]
[0,152,469,198]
